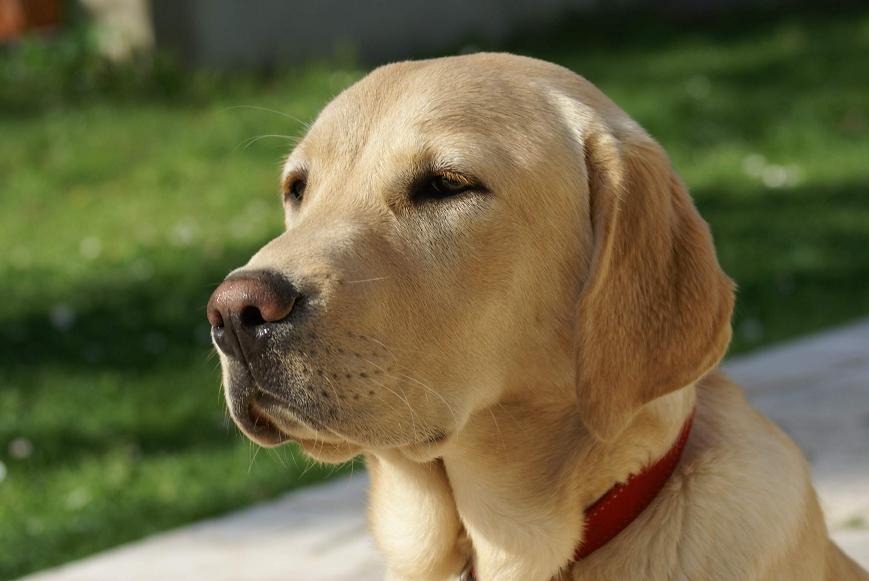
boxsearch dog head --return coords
[207,53,734,461]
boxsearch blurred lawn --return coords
[1,6,869,579]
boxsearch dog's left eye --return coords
[414,174,475,201]
[284,178,306,202]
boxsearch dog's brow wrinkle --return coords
[345,276,391,284]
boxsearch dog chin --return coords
[397,433,454,463]
[262,410,362,463]
[292,426,452,463]
[294,437,362,463]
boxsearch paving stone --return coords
[22,475,383,581]
[726,319,869,533]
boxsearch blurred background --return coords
[1,0,868,578]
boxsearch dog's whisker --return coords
[364,335,434,358]
[391,370,460,428]
[322,373,345,414]
[221,104,312,128]
[235,134,300,152]
[267,447,288,468]
[364,373,421,440]
[487,407,506,452]
[287,445,301,471]
[248,441,263,473]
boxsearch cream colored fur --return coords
[216,53,868,580]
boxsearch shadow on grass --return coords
[0,241,260,473]
[0,244,257,373]
[695,180,869,352]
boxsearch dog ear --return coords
[575,126,735,441]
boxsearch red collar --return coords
[462,411,694,579]
[574,410,695,560]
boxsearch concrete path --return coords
[23,319,869,580]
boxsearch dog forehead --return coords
[288,55,577,183]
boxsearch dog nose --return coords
[206,270,300,359]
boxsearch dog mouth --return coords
[223,353,454,458]
[244,388,344,447]
[241,383,451,454]
[222,359,330,448]
[248,387,368,462]
[245,399,290,447]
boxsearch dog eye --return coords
[414,174,474,201]
[285,179,306,202]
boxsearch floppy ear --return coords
[576,126,735,441]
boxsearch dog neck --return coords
[570,408,694,561]
[439,382,697,580]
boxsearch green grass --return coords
[1,6,868,579]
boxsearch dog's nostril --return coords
[207,307,224,329]
[240,305,266,328]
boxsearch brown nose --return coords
[206,270,300,359]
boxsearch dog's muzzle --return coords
[207,269,302,445]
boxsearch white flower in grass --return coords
[65,487,92,510]
[742,154,766,178]
[8,437,33,459]
[743,154,804,189]
[50,304,76,331]
[171,221,198,247]
[80,237,102,260]
[762,164,790,189]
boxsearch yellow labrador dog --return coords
[207,53,867,580]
